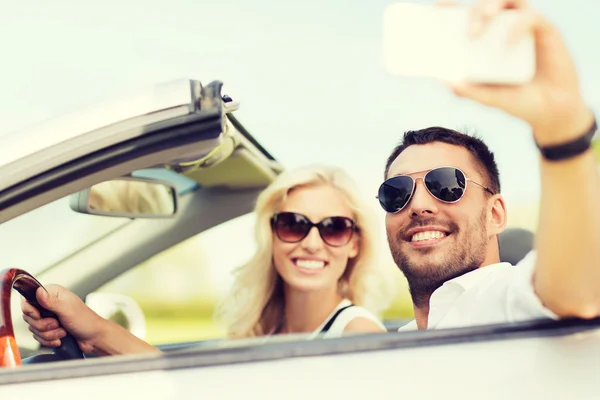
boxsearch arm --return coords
[534,116,600,317]
[90,319,160,356]
[343,317,387,334]
[448,0,600,317]
[22,285,160,356]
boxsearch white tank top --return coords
[307,299,386,339]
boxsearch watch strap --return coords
[537,118,597,161]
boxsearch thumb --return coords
[36,285,60,314]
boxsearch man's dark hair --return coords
[384,127,501,194]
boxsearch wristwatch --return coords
[537,117,598,161]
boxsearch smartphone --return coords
[382,2,536,84]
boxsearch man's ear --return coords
[488,194,507,236]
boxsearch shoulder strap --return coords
[320,304,354,333]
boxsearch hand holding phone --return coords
[382,2,536,84]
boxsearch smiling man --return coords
[379,0,600,330]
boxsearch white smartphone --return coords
[382,2,536,84]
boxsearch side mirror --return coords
[85,293,147,340]
[69,177,178,218]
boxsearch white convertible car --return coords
[0,79,598,399]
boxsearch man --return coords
[377,0,600,330]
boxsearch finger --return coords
[472,0,504,17]
[506,9,540,47]
[28,325,66,342]
[474,0,528,15]
[434,0,458,7]
[470,0,503,36]
[23,314,60,331]
[32,333,62,349]
[36,286,53,311]
[470,0,529,36]
[21,298,41,319]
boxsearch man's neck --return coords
[413,303,430,329]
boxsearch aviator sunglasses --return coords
[270,212,358,247]
[377,166,494,213]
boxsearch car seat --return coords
[498,227,534,265]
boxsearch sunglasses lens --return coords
[378,176,414,212]
[319,217,355,247]
[424,167,466,202]
[273,212,311,243]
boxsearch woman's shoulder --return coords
[342,310,387,333]
[320,300,386,338]
[340,304,386,330]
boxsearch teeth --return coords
[295,259,325,269]
[411,231,446,242]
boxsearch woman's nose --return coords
[300,226,325,251]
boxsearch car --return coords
[0,78,599,399]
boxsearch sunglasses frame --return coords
[377,166,494,214]
[270,212,358,247]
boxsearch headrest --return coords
[499,227,534,265]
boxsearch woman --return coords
[215,164,393,339]
[21,165,393,356]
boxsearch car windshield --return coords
[0,197,129,276]
[0,168,198,276]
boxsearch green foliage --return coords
[109,309,130,330]
[137,298,217,319]
[145,317,225,345]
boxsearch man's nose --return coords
[407,179,438,218]
[301,226,325,251]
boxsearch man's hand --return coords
[21,285,108,354]
[447,0,594,144]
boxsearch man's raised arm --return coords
[447,0,600,318]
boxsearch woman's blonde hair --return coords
[89,179,174,215]
[214,164,394,338]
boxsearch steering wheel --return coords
[0,268,85,367]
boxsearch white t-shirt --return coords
[309,299,386,339]
[399,250,558,331]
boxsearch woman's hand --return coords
[21,284,109,354]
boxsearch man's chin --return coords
[400,245,452,270]
[403,241,448,256]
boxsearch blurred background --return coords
[1,0,599,344]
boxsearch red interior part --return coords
[0,268,44,368]
[0,334,21,367]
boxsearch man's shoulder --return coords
[447,250,538,292]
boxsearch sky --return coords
[1,0,599,209]
[1,1,600,295]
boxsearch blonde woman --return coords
[215,164,393,339]
[21,165,393,356]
